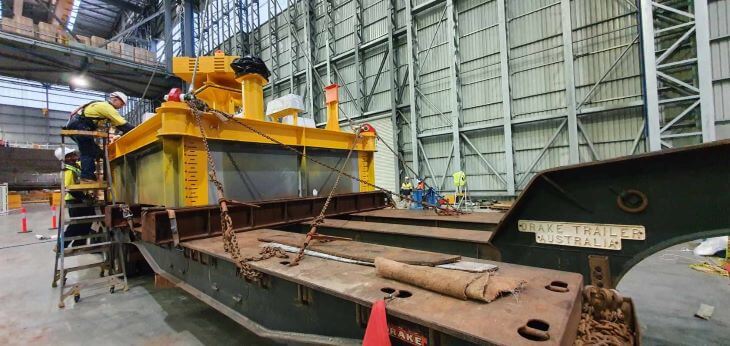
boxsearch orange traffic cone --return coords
[18,207,32,233]
[362,300,391,346]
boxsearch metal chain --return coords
[575,286,635,345]
[290,128,363,266]
[190,102,288,281]
[186,100,451,212]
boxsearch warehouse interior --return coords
[0,0,728,345]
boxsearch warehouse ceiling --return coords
[4,0,149,38]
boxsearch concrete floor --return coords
[1,204,728,345]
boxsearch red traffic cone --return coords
[362,300,391,346]
[18,207,32,233]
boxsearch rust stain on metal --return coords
[182,229,584,345]
[106,191,388,244]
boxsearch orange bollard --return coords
[51,206,57,229]
[18,207,32,233]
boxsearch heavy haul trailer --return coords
[104,53,638,345]
[309,139,730,289]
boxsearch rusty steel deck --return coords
[348,209,504,231]
[106,191,388,244]
[181,229,583,345]
[305,219,494,244]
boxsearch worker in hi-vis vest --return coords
[65,91,135,183]
[400,176,413,209]
[55,147,94,248]
[453,171,466,203]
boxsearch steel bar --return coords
[694,0,716,142]
[497,0,516,195]
[107,192,388,244]
[561,0,579,164]
[288,0,298,93]
[304,0,316,119]
[655,25,695,65]
[163,0,174,72]
[102,9,165,48]
[460,133,508,186]
[439,144,454,190]
[446,0,463,173]
[405,0,420,177]
[640,0,662,151]
[629,118,645,155]
[576,35,640,111]
[418,142,438,185]
[387,0,401,189]
[517,119,567,188]
[363,50,389,111]
[183,0,195,57]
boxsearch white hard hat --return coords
[54,147,77,161]
[110,91,128,105]
[404,176,410,180]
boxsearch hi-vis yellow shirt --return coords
[62,164,81,201]
[83,102,128,127]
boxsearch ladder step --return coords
[60,129,109,138]
[65,215,105,225]
[63,241,113,256]
[64,232,108,242]
[66,182,108,191]
[62,273,124,291]
[66,201,107,209]
[59,261,108,274]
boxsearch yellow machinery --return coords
[108,52,376,207]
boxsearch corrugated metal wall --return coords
[219,0,723,197]
[0,104,67,145]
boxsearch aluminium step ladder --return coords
[52,129,128,308]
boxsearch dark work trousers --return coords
[64,205,95,248]
[67,115,102,180]
[71,135,102,180]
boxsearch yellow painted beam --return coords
[109,101,375,162]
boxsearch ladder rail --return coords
[54,130,127,308]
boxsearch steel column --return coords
[387,0,402,188]
[269,0,279,93]
[694,0,716,142]
[250,0,260,55]
[303,0,316,119]
[354,0,365,116]
[183,0,195,57]
[640,0,714,150]
[640,0,661,151]
[446,0,462,175]
[163,0,174,72]
[288,0,298,93]
[497,0,515,196]
[242,0,251,55]
[405,0,420,177]
[560,0,579,163]
[324,0,335,85]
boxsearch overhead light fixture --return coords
[70,75,89,88]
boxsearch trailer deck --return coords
[136,228,583,345]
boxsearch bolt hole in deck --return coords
[395,290,412,298]
[518,319,551,341]
[545,280,569,293]
[380,288,413,298]
[280,261,290,265]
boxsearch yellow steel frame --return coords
[109,54,376,207]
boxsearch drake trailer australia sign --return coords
[518,220,646,250]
